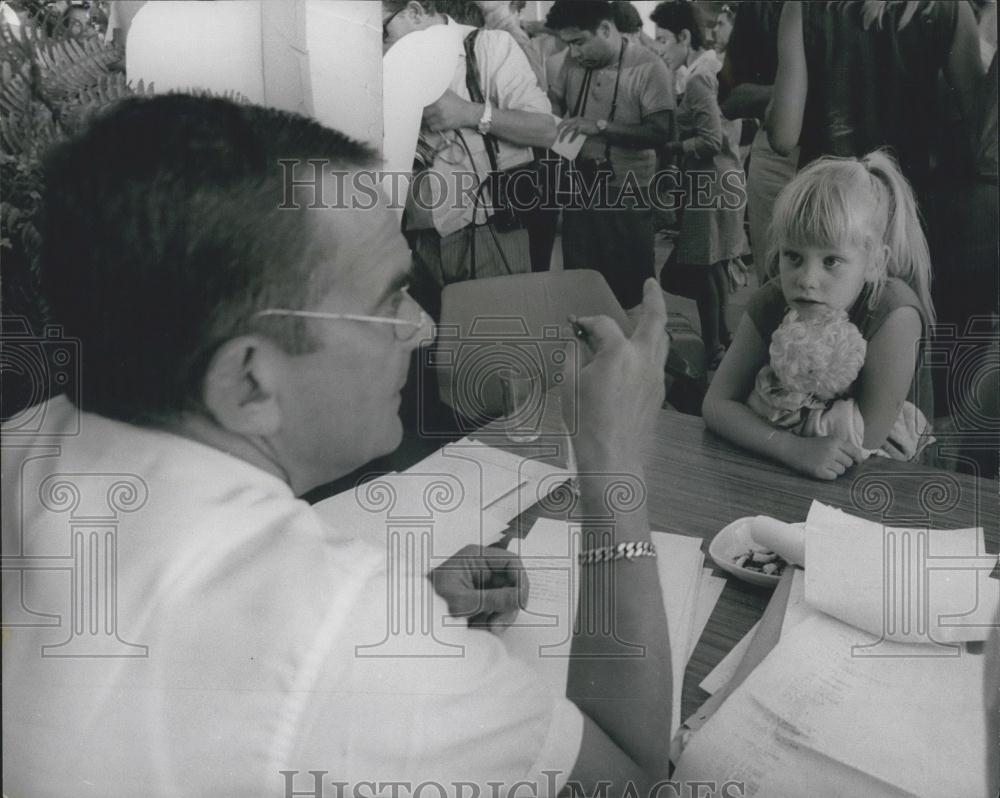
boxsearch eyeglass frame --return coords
[253,287,432,343]
[382,5,404,42]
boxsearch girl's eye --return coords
[823,257,842,268]
[783,251,802,265]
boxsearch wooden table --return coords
[327,401,999,721]
[638,409,999,719]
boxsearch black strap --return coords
[461,29,514,279]
[569,38,627,167]
[571,69,593,117]
[463,29,501,176]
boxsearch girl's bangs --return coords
[773,163,879,252]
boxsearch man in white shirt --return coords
[2,94,672,797]
[383,0,557,283]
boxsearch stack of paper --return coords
[651,532,727,739]
[504,523,725,740]
[804,501,999,645]
[675,610,992,797]
[458,440,572,524]
[312,439,570,567]
[675,502,999,797]
[698,620,759,696]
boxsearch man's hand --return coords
[556,116,600,142]
[423,89,479,132]
[783,434,863,481]
[430,545,529,633]
[563,279,669,475]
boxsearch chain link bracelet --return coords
[578,541,657,565]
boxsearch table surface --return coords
[643,409,999,718]
[477,407,1000,720]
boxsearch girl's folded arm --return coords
[702,315,798,464]
[854,306,923,449]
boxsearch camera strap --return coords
[462,28,513,279]
[570,37,627,171]
[464,30,502,179]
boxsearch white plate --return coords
[709,516,798,587]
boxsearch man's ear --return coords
[201,336,285,436]
[598,19,613,38]
[407,0,425,23]
[679,28,692,47]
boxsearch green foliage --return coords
[0,13,151,328]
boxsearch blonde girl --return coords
[703,149,935,480]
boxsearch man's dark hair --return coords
[40,93,375,424]
[650,0,705,50]
[545,0,615,32]
[612,1,643,34]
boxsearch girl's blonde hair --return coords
[765,149,936,325]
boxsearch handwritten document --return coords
[675,611,991,797]
[506,523,722,728]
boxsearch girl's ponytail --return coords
[862,149,936,326]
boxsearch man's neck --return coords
[481,5,509,28]
[599,29,623,67]
[163,413,295,489]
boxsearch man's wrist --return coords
[469,101,486,130]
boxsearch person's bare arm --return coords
[423,90,557,147]
[560,280,672,790]
[556,110,673,150]
[853,306,922,449]
[703,315,863,480]
[765,1,806,156]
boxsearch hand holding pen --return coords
[561,279,669,473]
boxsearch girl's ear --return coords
[867,243,890,280]
[679,28,692,46]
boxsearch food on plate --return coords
[734,547,788,577]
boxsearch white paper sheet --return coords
[779,566,814,639]
[457,440,570,523]
[688,569,726,661]
[503,519,578,694]
[698,621,759,696]
[675,612,991,797]
[409,442,529,508]
[652,531,706,739]
[805,501,999,644]
[550,130,586,160]
[506,525,710,716]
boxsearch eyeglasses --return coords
[254,287,433,343]
[382,6,404,42]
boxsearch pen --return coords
[568,316,590,347]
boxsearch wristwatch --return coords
[595,119,609,133]
[477,101,493,135]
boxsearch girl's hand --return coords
[782,434,864,480]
